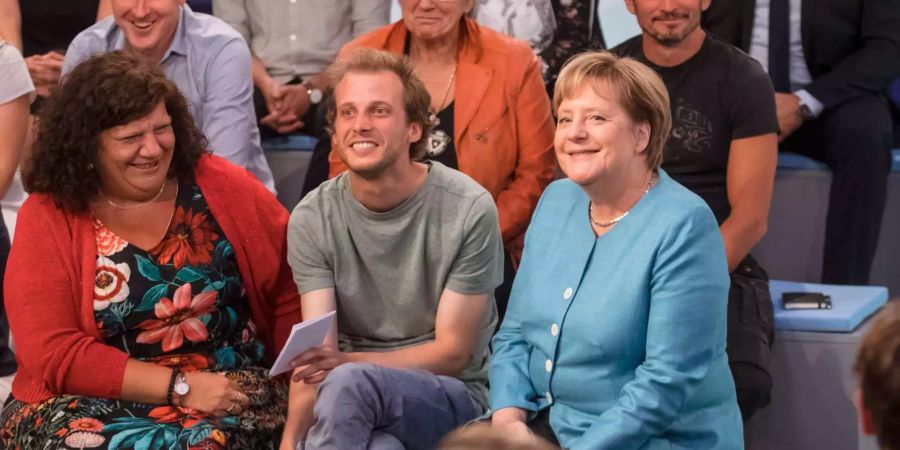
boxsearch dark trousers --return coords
[781,94,893,284]
[0,218,16,376]
[494,250,516,324]
[727,255,774,422]
[301,130,333,199]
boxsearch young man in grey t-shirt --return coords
[281,48,504,450]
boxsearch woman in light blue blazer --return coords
[489,51,744,450]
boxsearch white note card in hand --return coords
[269,311,336,378]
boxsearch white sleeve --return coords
[0,43,35,105]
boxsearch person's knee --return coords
[731,362,773,421]
[317,363,381,398]
[313,363,383,423]
[369,431,404,450]
[819,97,893,170]
[832,121,891,165]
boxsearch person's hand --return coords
[496,421,537,442]
[775,92,803,142]
[259,78,303,133]
[178,372,250,417]
[491,409,537,445]
[279,437,300,450]
[25,51,65,97]
[289,345,349,384]
[280,84,312,121]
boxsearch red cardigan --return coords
[4,155,302,403]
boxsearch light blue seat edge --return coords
[768,279,888,332]
[777,150,900,172]
[261,134,318,152]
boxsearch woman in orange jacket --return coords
[328,1,556,316]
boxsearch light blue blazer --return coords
[490,171,744,450]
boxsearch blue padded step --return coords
[261,134,318,152]
[769,280,888,332]
[778,150,900,172]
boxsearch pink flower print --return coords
[136,283,218,352]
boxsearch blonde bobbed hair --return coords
[553,51,672,170]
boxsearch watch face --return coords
[174,382,190,396]
[309,88,323,105]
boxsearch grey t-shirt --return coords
[287,162,503,411]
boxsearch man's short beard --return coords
[635,5,701,47]
[342,148,405,181]
[647,30,690,46]
[643,17,699,47]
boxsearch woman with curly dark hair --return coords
[0,50,301,449]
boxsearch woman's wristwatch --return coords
[166,369,191,406]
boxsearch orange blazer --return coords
[329,18,557,261]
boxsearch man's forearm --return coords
[283,376,318,445]
[302,72,326,90]
[719,216,766,273]
[251,54,273,90]
[348,340,471,377]
[0,0,22,49]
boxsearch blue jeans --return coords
[305,363,476,450]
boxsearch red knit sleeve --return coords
[249,169,303,357]
[5,196,129,401]
[195,155,302,360]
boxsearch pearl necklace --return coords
[589,172,658,228]
[98,181,171,210]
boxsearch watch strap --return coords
[798,103,814,121]
[166,368,181,406]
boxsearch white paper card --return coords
[268,311,336,378]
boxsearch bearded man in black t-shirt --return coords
[614,0,779,423]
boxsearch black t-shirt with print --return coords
[615,33,778,223]
[424,102,459,170]
[402,34,459,170]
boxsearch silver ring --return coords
[226,401,238,414]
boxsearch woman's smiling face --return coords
[400,0,474,43]
[96,101,175,201]
[554,83,650,187]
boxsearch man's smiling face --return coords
[112,0,185,60]
[331,70,422,180]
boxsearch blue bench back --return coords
[778,150,900,172]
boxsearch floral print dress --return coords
[0,182,286,450]
[540,0,605,95]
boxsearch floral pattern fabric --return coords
[539,0,605,95]
[0,182,286,450]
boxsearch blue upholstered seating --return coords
[777,150,900,172]
[889,77,900,109]
[769,280,888,332]
[261,134,319,152]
